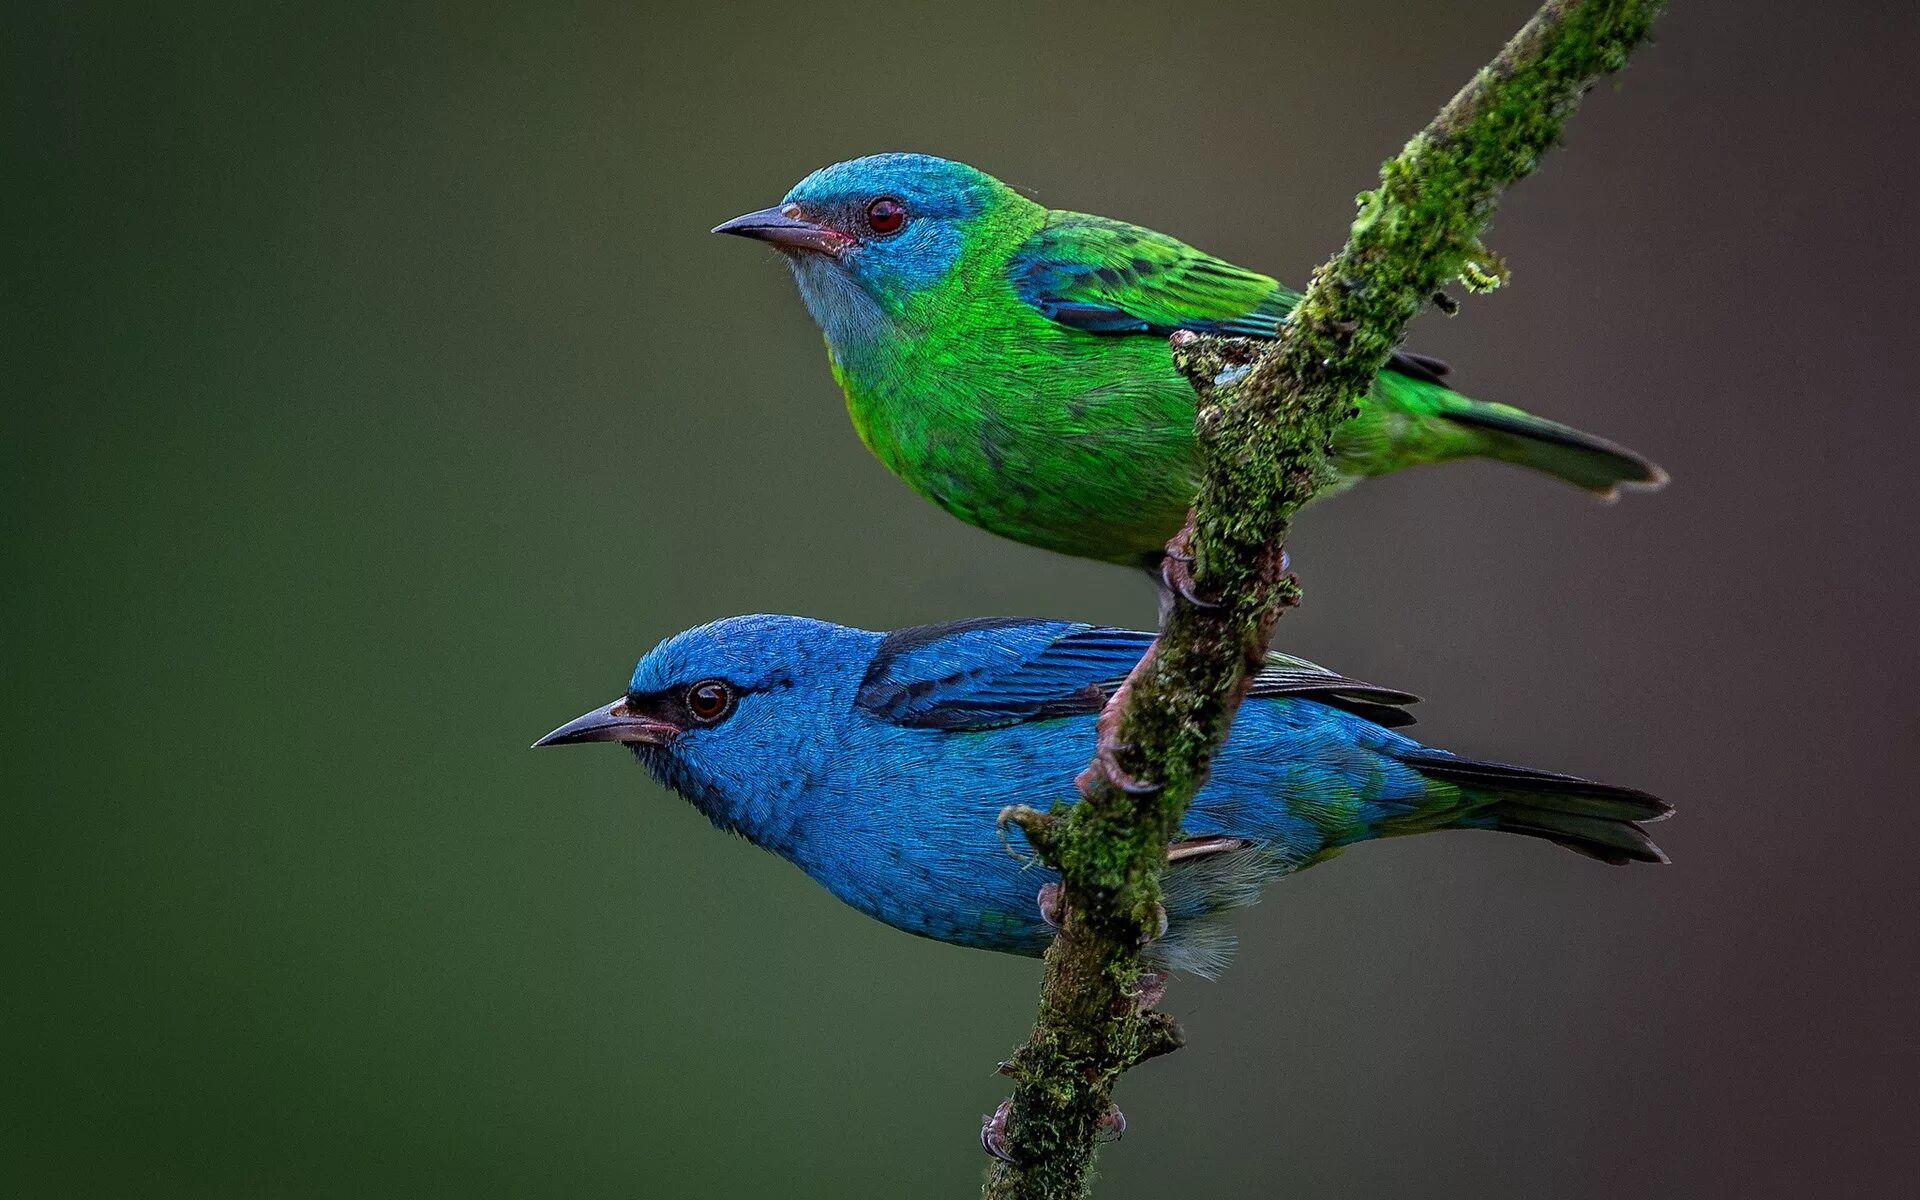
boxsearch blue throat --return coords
[787,255,892,362]
[632,742,805,852]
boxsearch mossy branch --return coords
[981,3,1665,1196]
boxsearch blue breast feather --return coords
[670,617,1664,978]
[780,619,1440,975]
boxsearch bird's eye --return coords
[684,679,734,723]
[865,197,907,236]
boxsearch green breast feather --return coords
[832,207,1661,567]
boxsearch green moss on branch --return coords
[983,3,1666,1198]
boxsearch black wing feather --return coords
[856,619,1419,732]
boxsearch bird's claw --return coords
[1037,881,1065,930]
[1131,970,1167,1012]
[1095,737,1163,796]
[1159,550,1224,611]
[982,1097,1124,1161]
[982,1098,1016,1163]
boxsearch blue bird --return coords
[536,616,1668,975]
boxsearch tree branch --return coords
[982,3,1666,1196]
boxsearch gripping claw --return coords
[981,1099,1016,1163]
[1159,550,1224,611]
[1037,881,1065,930]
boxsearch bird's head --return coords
[534,615,879,845]
[714,153,1028,349]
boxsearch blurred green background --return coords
[8,1,1917,1195]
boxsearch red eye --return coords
[865,197,906,235]
[685,679,733,723]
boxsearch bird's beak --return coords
[532,698,678,749]
[711,204,851,255]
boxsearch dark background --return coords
[8,1,1917,1195]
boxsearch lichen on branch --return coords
[982,3,1667,1198]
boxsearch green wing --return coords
[1008,211,1298,338]
[1008,211,1451,383]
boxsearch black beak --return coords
[532,698,678,749]
[711,204,851,255]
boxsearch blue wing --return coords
[854,618,1419,731]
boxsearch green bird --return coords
[716,153,1665,569]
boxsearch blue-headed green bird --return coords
[716,153,1665,569]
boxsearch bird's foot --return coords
[1093,731,1162,796]
[981,1099,1016,1163]
[1158,547,1223,611]
[1156,545,1292,621]
[1086,672,1163,797]
[981,1098,1125,1162]
[1131,970,1167,1013]
[1037,881,1065,930]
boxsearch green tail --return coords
[1407,751,1673,866]
[1443,397,1669,498]
[1347,372,1668,498]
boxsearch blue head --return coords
[534,615,881,847]
[713,153,1025,349]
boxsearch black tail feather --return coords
[1490,804,1669,865]
[1402,750,1672,866]
[1441,401,1668,497]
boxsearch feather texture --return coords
[727,153,1665,566]
[856,618,1420,730]
[553,616,1671,977]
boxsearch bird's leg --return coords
[1152,539,1291,622]
[1092,737,1164,796]
[1038,882,1159,939]
[980,1097,1126,1162]
[1088,675,1163,797]
[1157,546,1222,612]
[1152,559,1175,628]
[981,1098,1016,1163]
